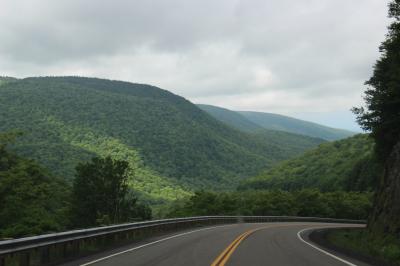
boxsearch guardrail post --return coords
[40,246,50,264]
[19,252,30,266]
[62,242,67,260]
[73,240,80,257]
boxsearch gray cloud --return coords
[0,0,391,130]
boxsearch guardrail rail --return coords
[0,216,365,266]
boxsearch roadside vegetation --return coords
[165,190,372,220]
[70,156,152,228]
[0,132,151,239]
[326,228,400,265]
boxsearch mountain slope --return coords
[238,111,356,141]
[197,104,263,132]
[239,134,381,192]
[196,104,327,157]
[0,76,324,201]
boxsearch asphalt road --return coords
[64,222,370,266]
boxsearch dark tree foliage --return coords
[0,132,69,238]
[71,156,151,227]
[345,154,382,191]
[166,190,372,220]
[353,0,400,161]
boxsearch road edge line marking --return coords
[80,224,235,266]
[297,227,358,266]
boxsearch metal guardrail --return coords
[0,216,365,266]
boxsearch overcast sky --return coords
[0,0,391,131]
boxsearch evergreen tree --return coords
[353,0,400,161]
[353,0,400,238]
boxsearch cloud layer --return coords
[0,0,390,130]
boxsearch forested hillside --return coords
[239,134,382,192]
[0,133,69,238]
[197,104,355,141]
[196,105,327,159]
[0,76,323,202]
[0,132,152,238]
[197,104,263,132]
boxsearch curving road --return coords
[64,222,370,266]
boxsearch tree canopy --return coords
[0,132,69,238]
[166,190,372,221]
[71,156,151,227]
[353,0,400,161]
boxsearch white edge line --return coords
[80,224,234,266]
[297,227,358,266]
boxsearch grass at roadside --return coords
[326,228,400,265]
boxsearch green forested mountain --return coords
[239,134,382,192]
[0,76,323,202]
[196,104,325,156]
[197,104,264,132]
[238,111,356,141]
[197,104,355,140]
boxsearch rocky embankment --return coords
[369,140,400,237]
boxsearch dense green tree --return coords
[345,154,382,191]
[293,189,333,217]
[71,156,151,227]
[166,190,372,220]
[0,132,69,238]
[353,0,400,161]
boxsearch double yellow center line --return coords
[211,226,269,266]
[211,224,295,266]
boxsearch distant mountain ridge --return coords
[239,111,355,141]
[197,104,356,141]
[0,76,324,202]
